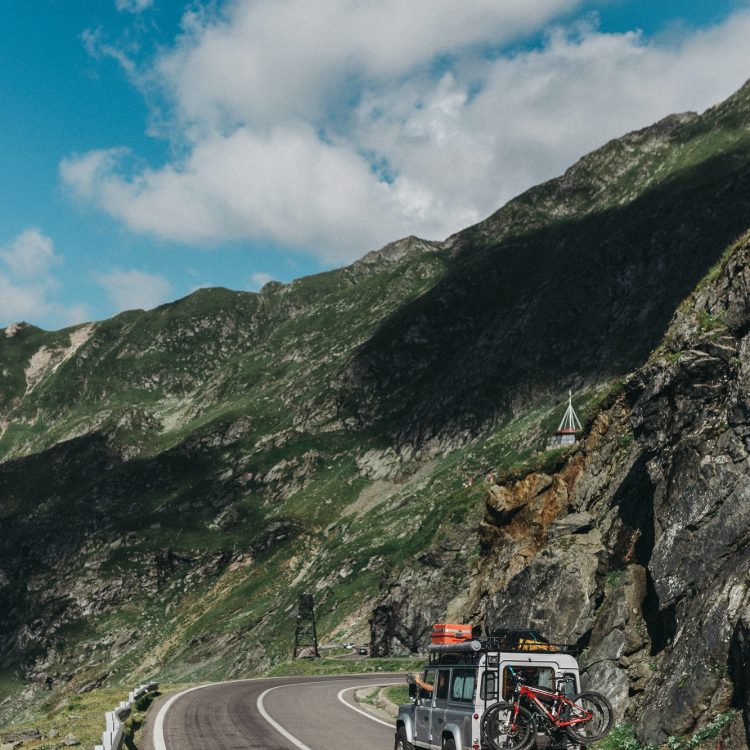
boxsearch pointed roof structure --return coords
[550,391,582,447]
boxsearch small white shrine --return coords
[549,391,582,447]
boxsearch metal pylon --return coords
[557,390,582,433]
[293,593,319,658]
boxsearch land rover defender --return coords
[395,629,586,750]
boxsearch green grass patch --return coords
[384,685,411,706]
[606,569,627,588]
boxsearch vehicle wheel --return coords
[443,737,456,750]
[481,702,535,750]
[565,692,613,744]
[395,725,413,750]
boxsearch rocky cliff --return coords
[371,231,750,747]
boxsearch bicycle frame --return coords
[504,668,592,731]
[516,684,592,729]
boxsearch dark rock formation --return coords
[371,232,750,746]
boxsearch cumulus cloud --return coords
[61,2,750,263]
[352,16,750,220]
[94,268,174,311]
[61,127,478,261]
[0,228,61,277]
[156,0,581,130]
[0,276,88,327]
[0,229,89,329]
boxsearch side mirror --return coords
[408,682,418,699]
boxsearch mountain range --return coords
[2,80,750,748]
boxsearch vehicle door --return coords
[429,668,451,746]
[446,667,476,748]
[414,668,436,746]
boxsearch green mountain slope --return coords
[342,81,750,443]
[1,81,750,743]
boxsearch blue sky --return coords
[1,0,749,329]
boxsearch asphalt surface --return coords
[141,673,403,750]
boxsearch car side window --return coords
[435,670,450,701]
[562,672,578,697]
[481,671,498,700]
[420,669,436,699]
[450,669,476,702]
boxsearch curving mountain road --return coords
[141,674,402,750]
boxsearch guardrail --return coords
[94,682,158,750]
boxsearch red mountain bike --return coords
[481,667,613,750]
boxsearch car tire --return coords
[481,701,535,750]
[565,692,613,744]
[443,737,456,750]
[395,725,413,750]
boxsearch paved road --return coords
[142,674,403,750]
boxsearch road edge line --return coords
[257,686,313,750]
[336,684,401,728]
[153,682,220,750]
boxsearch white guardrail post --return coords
[93,682,157,750]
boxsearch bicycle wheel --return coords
[565,691,613,744]
[481,701,536,750]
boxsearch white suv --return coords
[395,637,583,750]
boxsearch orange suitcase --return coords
[431,623,472,644]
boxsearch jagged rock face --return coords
[730,612,750,748]
[370,234,750,746]
[621,238,750,745]
[488,234,750,745]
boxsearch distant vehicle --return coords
[395,626,612,750]
[358,647,368,655]
[343,642,355,649]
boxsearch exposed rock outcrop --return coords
[370,231,750,746]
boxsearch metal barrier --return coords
[93,682,157,750]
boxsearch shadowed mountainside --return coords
[341,86,750,446]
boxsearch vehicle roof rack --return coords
[425,639,579,660]
[482,638,579,656]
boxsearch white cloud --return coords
[61,4,750,263]
[82,28,137,75]
[0,228,61,277]
[351,16,750,222]
[94,268,174,311]
[156,0,581,131]
[61,127,477,261]
[248,272,274,291]
[0,275,74,325]
[0,229,89,329]
[115,0,153,13]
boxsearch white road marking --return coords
[336,683,402,728]
[257,685,313,750]
[153,675,401,749]
[154,682,220,750]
